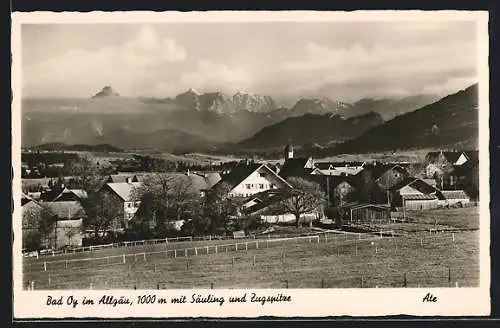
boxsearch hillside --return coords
[347,94,441,120]
[334,84,479,154]
[238,111,384,149]
[28,143,122,152]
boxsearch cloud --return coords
[180,61,251,92]
[23,25,186,97]
[281,39,477,98]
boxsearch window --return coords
[127,203,132,208]
[259,184,264,189]
[135,201,140,207]
[246,184,251,189]
[270,184,275,189]
[259,173,266,177]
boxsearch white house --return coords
[212,161,292,198]
[100,182,142,221]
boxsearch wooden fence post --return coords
[256,241,259,249]
[252,255,256,267]
[452,233,455,242]
[185,249,187,257]
[48,275,51,289]
[143,253,146,261]
[361,276,364,288]
[285,280,289,289]
[65,260,68,269]
[282,252,286,264]
[107,256,110,265]
[31,281,35,290]
[123,254,126,264]
[44,262,47,272]
[165,237,168,244]
[404,272,408,287]
[154,264,158,272]
[245,242,248,251]
[455,281,459,288]
[317,236,320,244]
[174,250,177,258]
[186,259,189,271]
[195,247,198,256]
[206,246,209,254]
[211,282,214,289]
[236,243,238,251]
[232,256,235,268]
[321,278,325,288]
[355,245,358,256]
[358,233,361,240]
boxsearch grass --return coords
[23,230,479,290]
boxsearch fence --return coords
[22,229,478,290]
[25,229,392,259]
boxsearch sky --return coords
[21,21,479,105]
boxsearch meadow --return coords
[23,229,479,290]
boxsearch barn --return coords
[402,194,439,211]
[438,190,470,207]
[342,202,391,225]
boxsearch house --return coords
[372,164,410,191]
[106,174,139,183]
[38,184,87,202]
[238,189,321,225]
[278,157,316,178]
[313,161,365,176]
[390,177,440,211]
[301,175,357,207]
[211,161,292,198]
[36,201,86,249]
[423,150,479,191]
[438,190,471,207]
[342,202,391,225]
[100,182,141,222]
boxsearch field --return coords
[23,227,479,290]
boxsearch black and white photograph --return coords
[12,11,490,318]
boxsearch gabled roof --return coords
[52,188,88,202]
[463,150,479,164]
[105,182,142,201]
[213,162,261,189]
[440,190,470,200]
[278,157,312,178]
[342,201,390,211]
[241,189,292,215]
[362,163,407,181]
[441,152,463,164]
[107,174,138,183]
[44,201,86,220]
[391,177,439,195]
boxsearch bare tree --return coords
[277,177,326,227]
[81,191,123,238]
[132,174,200,233]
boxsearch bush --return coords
[23,231,42,251]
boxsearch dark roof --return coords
[278,158,311,178]
[213,162,262,189]
[362,163,407,181]
[441,152,463,164]
[391,177,440,195]
[315,161,365,169]
[44,201,86,220]
[463,150,479,164]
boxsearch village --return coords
[20,144,479,252]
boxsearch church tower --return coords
[284,143,294,161]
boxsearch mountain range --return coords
[330,84,479,154]
[22,86,457,153]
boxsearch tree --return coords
[66,156,102,192]
[37,205,57,249]
[277,177,326,227]
[81,191,123,238]
[132,174,200,235]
